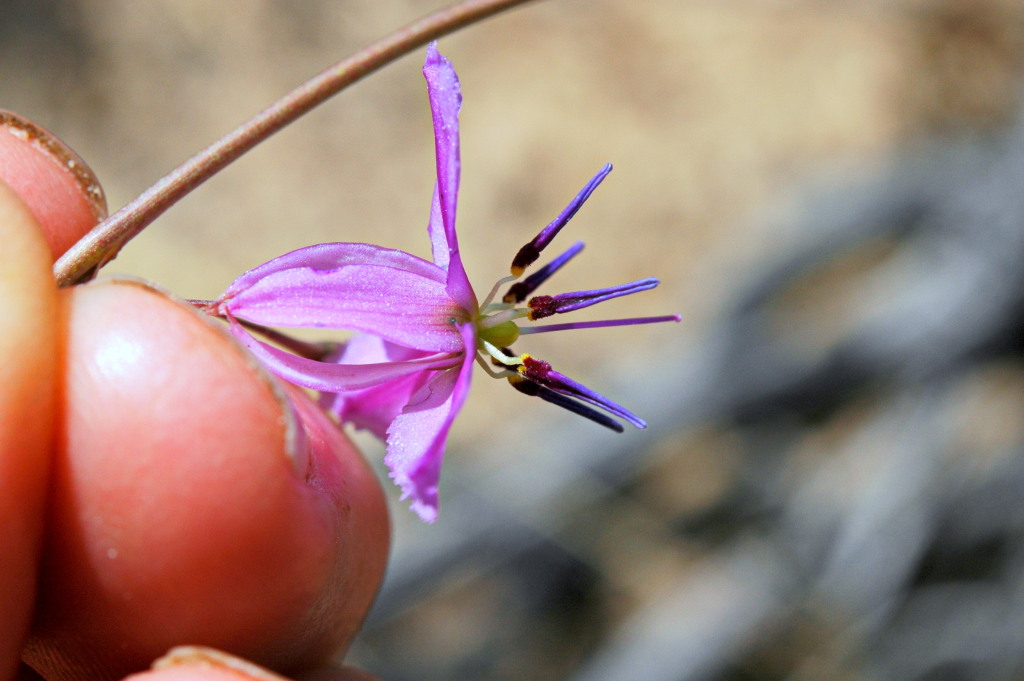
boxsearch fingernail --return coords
[153,647,289,681]
[0,109,107,221]
[279,385,311,480]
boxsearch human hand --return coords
[0,113,389,681]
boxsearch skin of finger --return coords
[0,184,58,681]
[0,117,105,259]
[22,280,390,681]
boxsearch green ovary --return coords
[477,319,520,348]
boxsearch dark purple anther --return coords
[509,163,612,276]
[503,241,585,304]
[527,278,659,320]
[508,375,624,432]
[518,356,647,429]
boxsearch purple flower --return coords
[208,43,678,521]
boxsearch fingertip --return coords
[0,110,106,260]
[26,279,388,681]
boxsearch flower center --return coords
[455,163,679,433]
[476,317,520,348]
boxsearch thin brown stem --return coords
[238,321,339,361]
[54,0,540,287]
[189,299,337,359]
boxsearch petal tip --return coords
[425,41,440,65]
[411,499,439,523]
[388,467,440,523]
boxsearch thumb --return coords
[0,181,58,680]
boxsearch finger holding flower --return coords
[0,101,388,681]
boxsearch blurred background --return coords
[6,0,1024,679]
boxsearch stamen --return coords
[528,278,659,320]
[480,274,519,311]
[503,241,585,304]
[480,303,512,316]
[518,356,647,429]
[508,376,624,433]
[480,339,522,366]
[475,352,516,379]
[518,314,681,335]
[477,307,529,330]
[510,163,612,276]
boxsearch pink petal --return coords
[384,322,476,522]
[223,242,445,297]
[329,372,430,440]
[221,246,466,353]
[424,42,477,313]
[331,332,432,365]
[227,316,461,392]
[427,185,447,270]
[320,335,437,439]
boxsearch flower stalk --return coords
[53,0,542,287]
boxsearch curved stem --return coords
[54,0,540,286]
[238,320,339,361]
